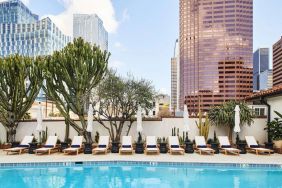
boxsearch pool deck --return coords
[0,150,281,165]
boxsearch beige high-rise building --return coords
[179,0,253,113]
[171,39,180,111]
[171,57,178,111]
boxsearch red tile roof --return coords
[245,85,282,100]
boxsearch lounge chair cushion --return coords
[98,145,107,148]
[122,145,131,148]
[19,145,29,148]
[221,145,231,148]
[71,145,80,148]
[44,145,54,148]
[250,145,259,148]
[197,145,207,148]
[171,145,179,148]
[147,145,157,148]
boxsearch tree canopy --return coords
[44,38,109,143]
[92,70,155,142]
[208,100,254,141]
[0,55,44,142]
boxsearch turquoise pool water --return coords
[0,163,281,188]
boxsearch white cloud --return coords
[44,0,119,36]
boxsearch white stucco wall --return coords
[267,96,282,120]
[0,117,268,144]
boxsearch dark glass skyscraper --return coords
[179,0,253,113]
[253,48,269,90]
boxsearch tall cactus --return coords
[0,55,44,142]
[44,38,109,143]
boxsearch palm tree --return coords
[208,101,254,142]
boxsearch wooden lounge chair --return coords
[35,136,58,155]
[4,136,34,155]
[63,136,83,155]
[195,136,215,155]
[144,136,160,155]
[218,136,240,155]
[119,136,134,155]
[245,136,273,155]
[168,136,184,155]
[93,136,110,154]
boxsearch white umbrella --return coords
[86,104,93,133]
[137,105,143,133]
[36,103,43,132]
[234,105,240,133]
[183,105,190,132]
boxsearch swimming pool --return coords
[0,162,281,188]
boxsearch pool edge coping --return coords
[1,160,282,169]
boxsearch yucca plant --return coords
[208,101,254,142]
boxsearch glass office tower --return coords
[179,0,253,113]
[0,0,71,101]
[73,14,108,51]
[253,48,269,90]
[0,0,71,57]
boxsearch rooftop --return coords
[246,85,282,100]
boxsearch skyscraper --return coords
[179,0,253,113]
[273,37,282,87]
[73,14,108,51]
[0,0,71,101]
[0,0,71,57]
[259,69,273,90]
[171,39,180,111]
[253,48,269,90]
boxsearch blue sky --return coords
[25,0,282,94]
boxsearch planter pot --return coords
[28,143,38,154]
[135,143,144,154]
[210,143,219,154]
[273,140,282,149]
[237,142,247,154]
[159,143,167,154]
[60,142,69,152]
[264,142,274,151]
[111,142,120,153]
[185,142,194,153]
[84,143,92,154]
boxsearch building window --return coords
[253,107,266,117]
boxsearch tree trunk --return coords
[64,119,70,142]
[84,131,93,144]
[126,121,134,136]
[7,126,16,143]
[229,126,233,144]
